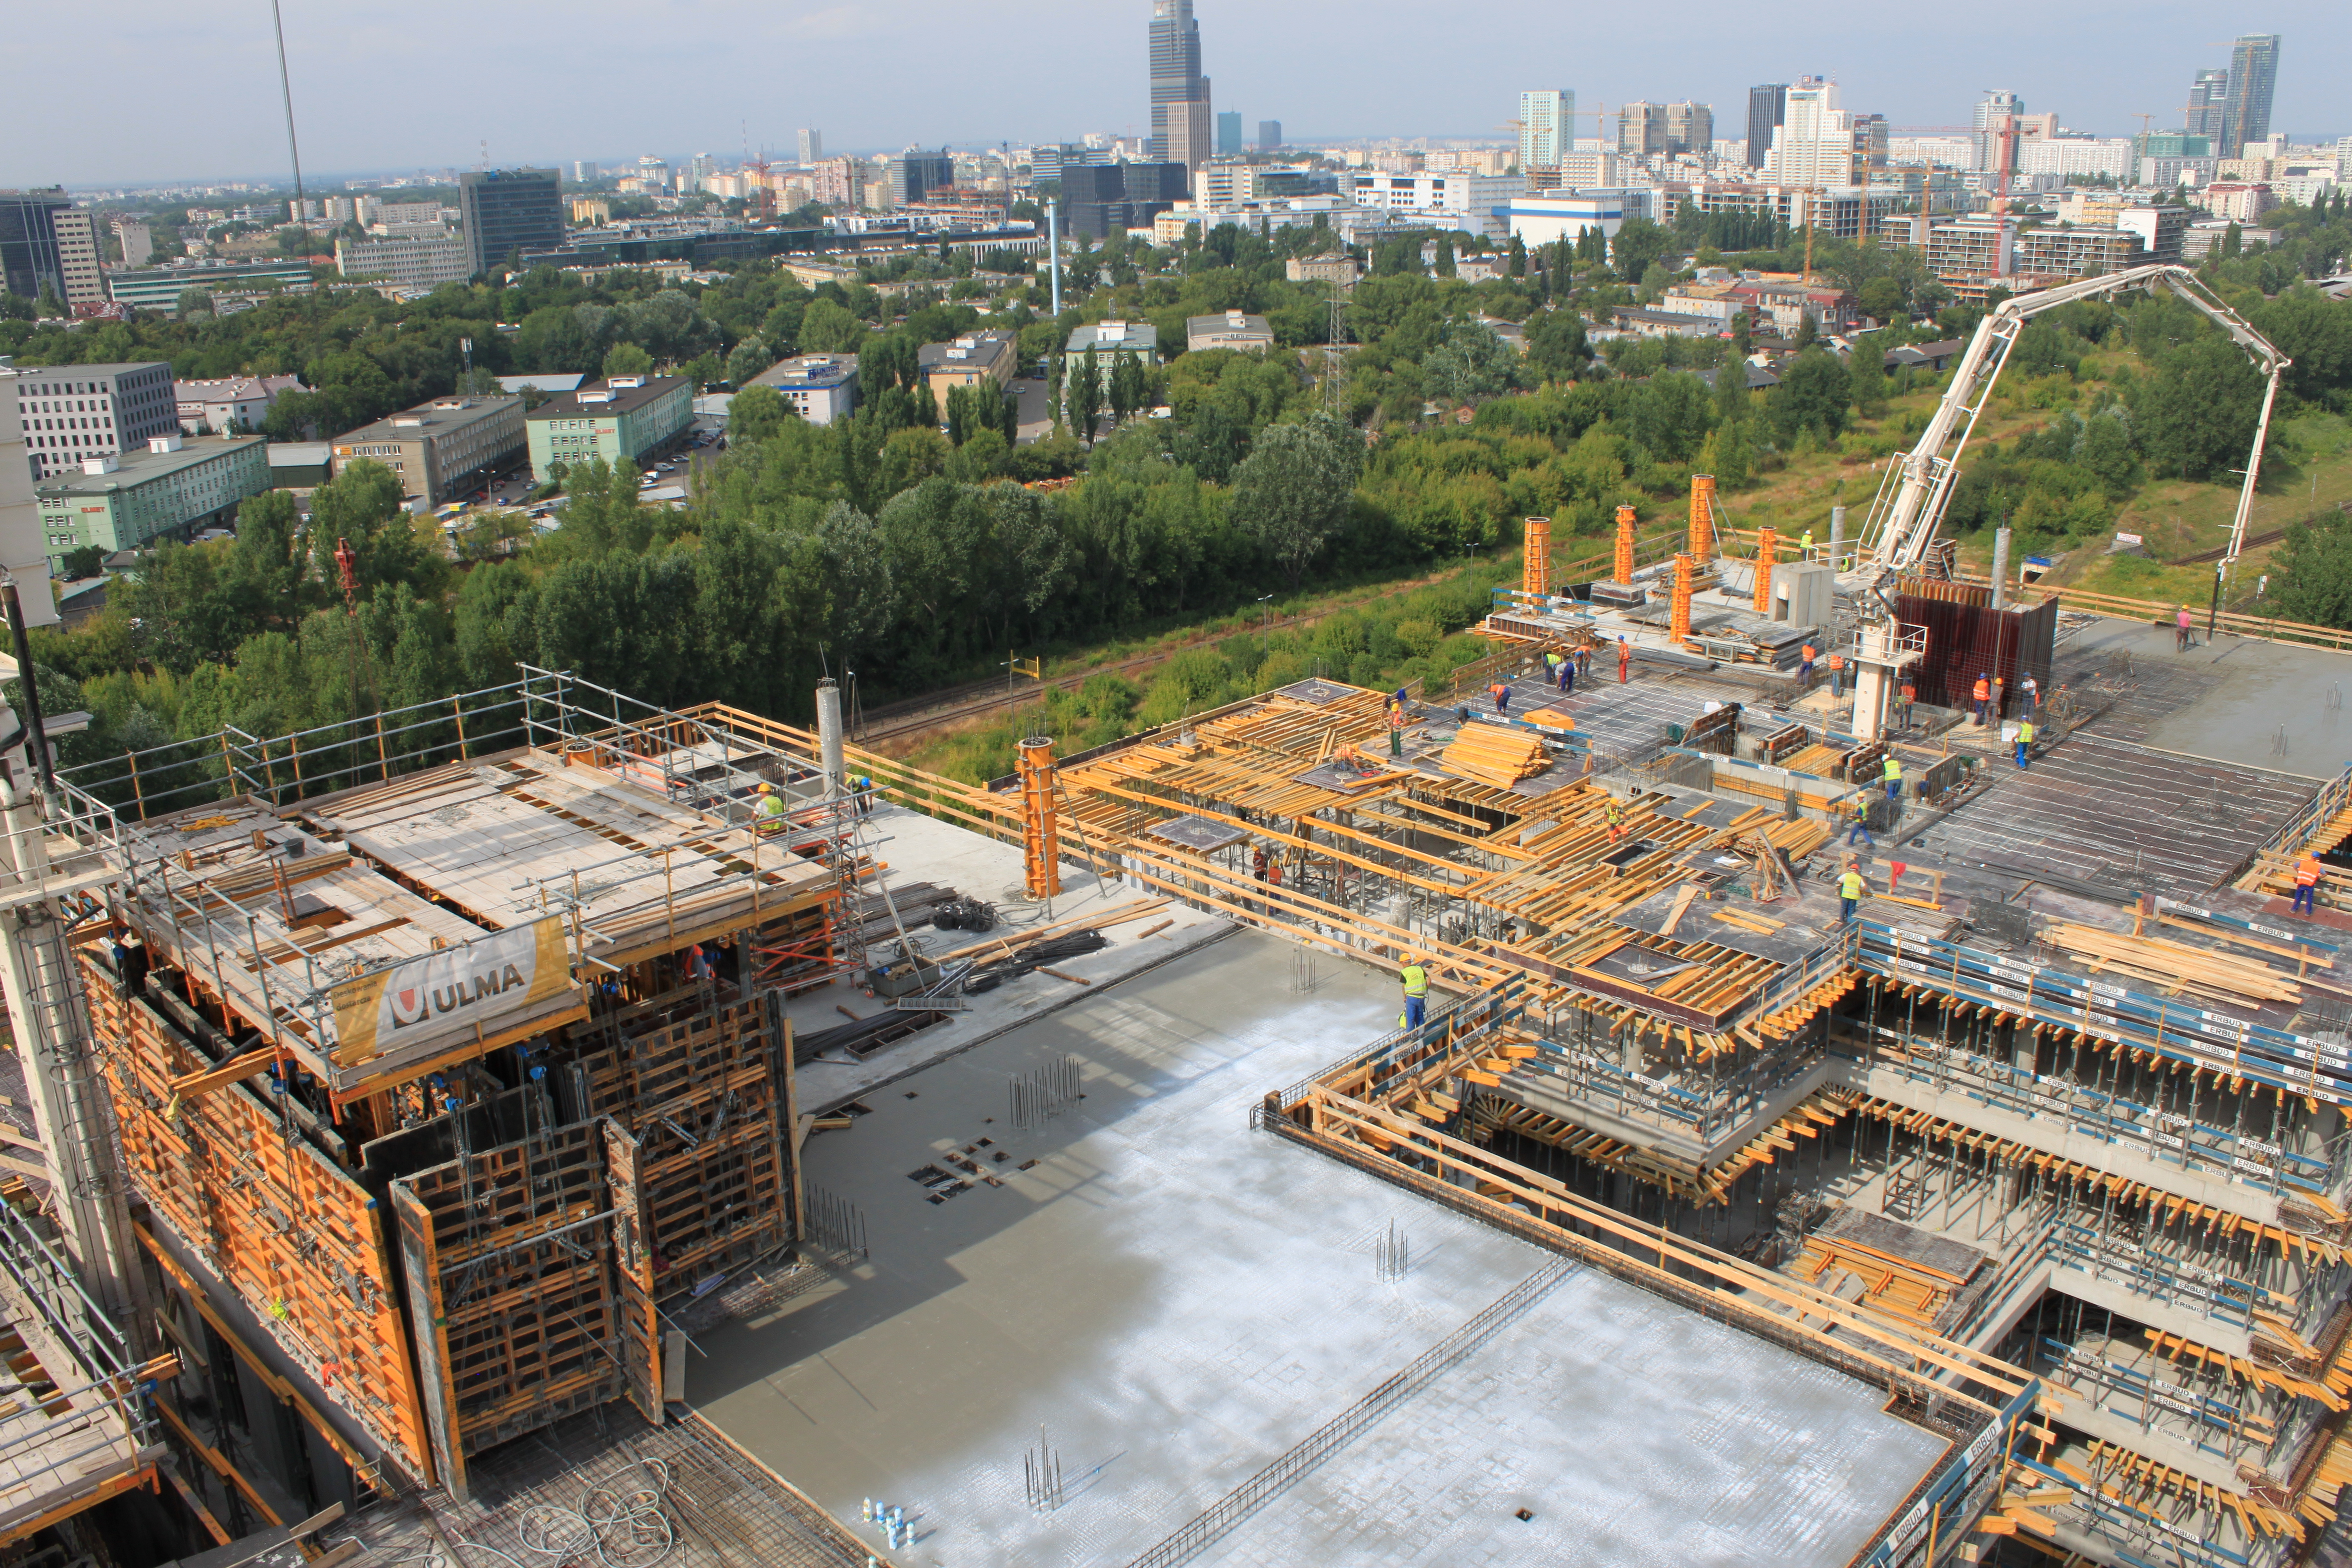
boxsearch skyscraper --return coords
[0,189,70,302]
[1766,77,1853,188]
[1217,111,1243,156]
[457,168,563,278]
[1149,0,1213,172]
[1745,85,1787,171]
[1972,90,2023,172]
[2223,34,2281,158]
[1519,90,1573,178]
[798,128,823,164]
[2184,68,2230,145]
[1616,102,1666,158]
[1257,120,1281,152]
[1665,102,1713,157]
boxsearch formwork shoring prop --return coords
[1671,554,1694,645]
[1522,516,1551,600]
[1016,736,1062,902]
[1613,505,1636,585]
[1688,474,1715,561]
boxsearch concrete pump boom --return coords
[1856,263,2290,584]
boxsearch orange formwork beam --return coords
[1754,528,1777,614]
[1017,737,1062,899]
[1522,517,1552,599]
[1614,505,1636,584]
[1671,554,1694,643]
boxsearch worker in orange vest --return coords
[1388,701,1407,757]
[1617,636,1632,684]
[2295,853,2325,917]
[1799,642,1817,687]
[1971,673,1991,726]
[1827,650,1847,698]
[1489,681,1511,714]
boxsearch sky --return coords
[14,0,2347,188]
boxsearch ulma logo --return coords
[389,964,531,1031]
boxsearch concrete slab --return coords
[2058,619,2352,780]
[692,932,1950,1566]
[777,798,1235,1110]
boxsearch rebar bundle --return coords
[1010,1057,1083,1130]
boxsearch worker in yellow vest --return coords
[754,780,786,835]
[1882,754,1904,803]
[1400,955,1431,1029]
[2295,854,2325,917]
[2014,716,2036,770]
[1838,862,1867,925]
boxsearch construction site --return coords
[0,261,2345,1568]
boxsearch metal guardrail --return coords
[1123,1258,1578,1568]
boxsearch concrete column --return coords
[1990,527,2012,611]
[816,678,844,797]
[1828,505,1846,572]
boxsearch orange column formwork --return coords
[1754,529,1777,614]
[1522,517,1552,599]
[1671,554,1694,643]
[1614,505,1636,585]
[1017,737,1062,899]
[1689,474,1716,561]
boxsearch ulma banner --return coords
[330,917,572,1061]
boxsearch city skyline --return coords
[5,0,2345,187]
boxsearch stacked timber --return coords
[2048,924,2303,1007]
[1442,726,1551,789]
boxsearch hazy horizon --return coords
[13,0,2345,189]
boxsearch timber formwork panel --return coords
[392,1118,662,1502]
[80,953,432,1482]
[574,993,794,1296]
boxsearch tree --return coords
[1229,417,1364,586]
[1858,276,1907,324]
[1770,350,1851,442]
[58,545,106,580]
[1524,308,1591,384]
[176,288,215,319]
[603,342,654,378]
[2134,335,2261,480]
[1609,218,1671,286]
[1422,323,1520,407]
[725,337,773,386]
[2272,510,2352,629]
[1846,341,1887,419]
[1072,345,1104,443]
[799,298,865,353]
[727,385,792,448]
[1506,235,1527,278]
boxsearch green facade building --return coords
[524,376,693,483]
[35,434,270,569]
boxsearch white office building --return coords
[1520,90,1574,173]
[336,234,472,288]
[1506,189,1652,249]
[2017,138,2135,181]
[1766,78,1854,189]
[1349,172,1527,242]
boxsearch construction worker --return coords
[2295,853,2325,916]
[2020,672,2039,715]
[1400,953,1431,1029]
[1802,528,1815,556]
[2014,715,2036,769]
[1799,641,1817,687]
[1616,636,1631,684]
[1846,792,1875,848]
[1883,754,1904,803]
[2177,605,2194,652]
[855,773,876,817]
[1898,679,1917,732]
[1388,701,1406,756]
[1604,796,1627,844]
[1971,673,1991,726]
[1544,651,1562,686]
[1990,674,2005,717]
[1489,680,1511,714]
[1575,641,1594,680]
[1839,861,1867,924]
[753,780,786,835]
[1827,649,1847,698]
[1252,846,1270,883]
[1559,652,1575,693]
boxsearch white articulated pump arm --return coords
[1857,263,2291,582]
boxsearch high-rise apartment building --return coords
[887,153,955,208]
[1257,120,1281,152]
[797,129,822,164]
[1217,111,1243,156]
[2223,33,2281,158]
[1616,102,1667,158]
[458,168,563,279]
[2184,68,2231,145]
[1149,0,1214,171]
[1745,85,1787,171]
[51,210,106,311]
[0,188,71,302]
[1665,102,1713,156]
[1519,90,1573,178]
[811,158,865,209]
[1851,112,1890,173]
[1767,77,1854,188]
[572,160,596,184]
[1972,90,2023,171]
